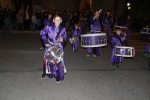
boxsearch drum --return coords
[81,33,107,48]
[69,36,79,44]
[141,28,150,34]
[44,45,64,65]
[115,46,135,57]
[113,25,127,34]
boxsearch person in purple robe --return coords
[71,23,82,52]
[145,34,150,55]
[40,13,53,49]
[111,27,126,67]
[103,10,113,40]
[86,11,103,57]
[43,13,53,27]
[82,17,88,34]
[122,15,132,43]
[40,15,67,83]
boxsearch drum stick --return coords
[99,9,102,13]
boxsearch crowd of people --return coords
[0,4,150,33]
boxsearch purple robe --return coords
[87,17,102,56]
[123,20,132,42]
[82,20,88,34]
[43,18,53,26]
[40,25,67,80]
[72,28,82,51]
[103,16,113,39]
[111,35,124,64]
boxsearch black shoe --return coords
[41,73,46,79]
[55,77,60,83]
[115,63,119,68]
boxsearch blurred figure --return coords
[122,15,132,44]
[65,12,70,31]
[71,12,79,26]
[82,17,88,34]
[0,7,4,29]
[11,8,17,29]
[16,10,23,31]
[103,10,113,40]
[31,13,37,32]
[3,5,12,33]
[43,13,53,27]
[24,9,31,31]
[40,9,45,29]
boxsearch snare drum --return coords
[113,25,127,34]
[44,45,64,65]
[115,46,135,57]
[81,33,107,48]
[141,28,150,34]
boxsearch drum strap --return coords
[115,35,124,46]
[55,26,62,40]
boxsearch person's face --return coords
[53,17,62,26]
[75,26,78,29]
[74,13,77,16]
[107,12,110,16]
[116,30,122,35]
[95,11,100,18]
[84,18,87,20]
[127,16,131,20]
[48,15,52,18]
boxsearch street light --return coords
[127,3,130,6]
[128,7,131,9]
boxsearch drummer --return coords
[122,15,132,43]
[111,27,126,67]
[103,10,113,40]
[71,23,82,52]
[40,15,67,83]
[86,10,103,57]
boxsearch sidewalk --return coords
[0,29,41,34]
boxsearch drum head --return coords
[45,46,64,62]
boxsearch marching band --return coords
[40,9,150,83]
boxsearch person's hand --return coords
[124,33,126,37]
[45,44,50,47]
[59,37,63,42]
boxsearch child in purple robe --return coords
[111,27,126,67]
[40,15,67,83]
[71,23,82,52]
[43,13,53,27]
[86,11,103,57]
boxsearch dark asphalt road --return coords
[0,31,150,100]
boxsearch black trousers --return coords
[24,19,30,31]
[18,23,23,31]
